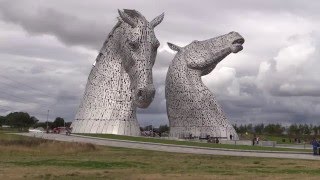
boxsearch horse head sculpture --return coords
[166,31,244,139]
[168,31,244,76]
[72,9,164,135]
[118,9,164,108]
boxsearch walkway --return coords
[17,133,320,161]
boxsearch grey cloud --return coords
[1,0,320,127]
[0,1,110,49]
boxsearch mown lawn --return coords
[1,130,320,179]
[239,133,317,145]
[77,133,311,153]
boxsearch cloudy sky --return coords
[0,0,320,127]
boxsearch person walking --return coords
[311,138,319,155]
[252,137,256,146]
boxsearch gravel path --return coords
[17,132,320,161]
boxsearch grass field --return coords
[1,130,320,179]
[78,133,311,153]
[238,133,318,144]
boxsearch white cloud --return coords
[203,67,240,97]
[275,34,315,71]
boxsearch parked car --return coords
[53,127,66,134]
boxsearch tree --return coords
[238,124,247,134]
[6,112,38,130]
[142,125,153,131]
[30,116,39,125]
[65,122,72,128]
[158,124,169,133]
[312,125,318,136]
[254,124,264,134]
[263,124,284,135]
[303,124,311,135]
[33,122,47,129]
[247,124,253,134]
[0,116,6,126]
[288,124,300,136]
[53,117,65,128]
[298,124,304,135]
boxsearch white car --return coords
[28,128,44,133]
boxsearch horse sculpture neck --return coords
[72,22,140,136]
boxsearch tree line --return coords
[233,123,320,137]
[1,111,319,137]
[140,124,170,134]
[0,111,70,130]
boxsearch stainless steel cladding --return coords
[71,9,164,136]
[166,32,244,140]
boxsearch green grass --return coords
[261,135,310,144]
[239,133,317,145]
[1,130,320,179]
[77,133,311,153]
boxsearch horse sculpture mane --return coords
[71,9,164,136]
[165,32,244,140]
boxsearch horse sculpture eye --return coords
[129,42,139,51]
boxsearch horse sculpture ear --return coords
[118,9,137,28]
[167,42,181,52]
[150,12,164,28]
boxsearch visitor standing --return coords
[311,138,319,155]
[252,137,256,146]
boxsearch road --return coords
[17,132,320,161]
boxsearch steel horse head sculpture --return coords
[72,9,164,136]
[166,32,244,139]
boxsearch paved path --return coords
[17,133,320,161]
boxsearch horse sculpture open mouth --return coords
[231,38,245,53]
[232,38,245,45]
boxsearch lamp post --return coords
[46,110,49,131]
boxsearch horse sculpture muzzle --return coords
[136,85,156,108]
[229,31,245,53]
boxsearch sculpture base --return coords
[169,126,239,140]
[71,119,141,136]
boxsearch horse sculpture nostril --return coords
[137,89,143,97]
[137,87,155,101]
[137,89,144,102]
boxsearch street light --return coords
[46,110,49,130]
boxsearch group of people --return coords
[311,138,320,155]
[252,136,260,146]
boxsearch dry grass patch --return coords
[1,131,320,179]
[0,133,98,155]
